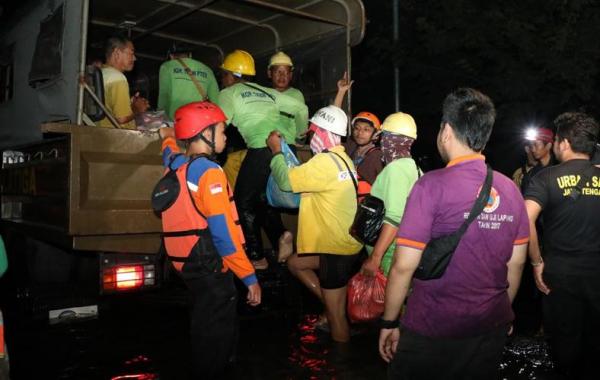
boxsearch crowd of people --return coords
[96,34,600,379]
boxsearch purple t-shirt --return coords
[396,155,529,338]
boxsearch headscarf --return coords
[381,131,414,164]
[309,123,341,154]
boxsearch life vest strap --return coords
[161,229,206,237]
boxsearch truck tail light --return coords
[103,264,155,292]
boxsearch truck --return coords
[0,0,365,318]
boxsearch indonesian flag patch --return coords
[209,183,223,195]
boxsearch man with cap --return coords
[266,105,363,343]
[158,43,219,121]
[218,49,308,270]
[157,101,261,378]
[360,112,420,278]
[521,126,556,194]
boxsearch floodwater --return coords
[3,263,559,380]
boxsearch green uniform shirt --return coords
[158,58,219,120]
[218,82,307,148]
[282,87,305,103]
[367,158,420,276]
[278,87,307,144]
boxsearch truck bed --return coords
[1,123,164,254]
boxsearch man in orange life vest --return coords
[157,101,261,378]
[334,72,384,200]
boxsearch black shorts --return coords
[319,252,362,290]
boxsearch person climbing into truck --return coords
[218,49,308,271]
[266,105,363,343]
[156,101,261,379]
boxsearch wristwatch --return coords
[379,317,399,329]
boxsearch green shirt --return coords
[282,87,305,103]
[367,158,419,275]
[278,87,307,144]
[218,82,307,148]
[158,58,219,120]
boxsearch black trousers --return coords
[186,271,238,379]
[234,147,285,261]
[543,272,600,379]
[388,325,508,380]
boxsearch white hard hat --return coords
[310,105,348,136]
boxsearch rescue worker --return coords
[218,49,308,270]
[380,88,529,378]
[158,43,220,120]
[512,144,538,189]
[515,127,554,334]
[360,113,420,277]
[521,126,555,194]
[157,101,261,378]
[266,105,363,343]
[525,112,600,379]
[334,72,384,200]
[267,51,306,261]
[268,51,305,104]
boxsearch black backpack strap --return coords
[327,150,359,193]
[185,155,209,220]
[455,165,493,236]
[243,83,295,119]
[243,82,276,102]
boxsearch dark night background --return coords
[351,0,600,175]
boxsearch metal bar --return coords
[331,0,352,130]
[204,0,324,45]
[201,8,280,48]
[241,0,346,26]
[135,52,167,61]
[90,19,224,58]
[132,0,218,41]
[81,82,121,129]
[135,3,173,25]
[155,0,281,50]
[76,0,90,126]
[393,0,400,111]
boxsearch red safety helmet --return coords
[174,101,227,140]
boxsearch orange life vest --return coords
[161,160,221,275]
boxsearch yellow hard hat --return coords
[268,51,293,68]
[221,49,256,77]
[381,112,417,139]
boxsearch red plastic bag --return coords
[347,271,387,323]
